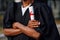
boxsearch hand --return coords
[27,20,40,28]
[12,22,23,35]
[12,22,21,29]
[12,22,26,29]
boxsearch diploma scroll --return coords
[29,6,40,26]
[29,6,35,20]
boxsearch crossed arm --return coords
[3,28,22,36]
[3,20,40,39]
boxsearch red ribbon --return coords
[30,11,34,16]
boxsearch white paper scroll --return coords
[29,6,35,20]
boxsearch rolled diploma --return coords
[29,6,35,20]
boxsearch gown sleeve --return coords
[34,3,60,40]
[3,2,15,28]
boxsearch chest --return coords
[14,6,43,26]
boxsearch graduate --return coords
[3,0,60,40]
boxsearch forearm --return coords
[18,24,40,39]
[3,28,22,36]
[22,27,40,39]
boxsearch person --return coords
[3,0,60,40]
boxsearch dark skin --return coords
[13,21,40,39]
[4,20,40,39]
[3,0,40,39]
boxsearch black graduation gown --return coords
[35,0,48,4]
[3,2,60,40]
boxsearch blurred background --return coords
[0,0,60,40]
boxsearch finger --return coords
[34,22,40,25]
[29,20,39,24]
[12,24,16,29]
[33,26,39,28]
[31,23,39,28]
[13,25,17,29]
[31,20,37,22]
[32,22,39,25]
[38,22,40,25]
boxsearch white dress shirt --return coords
[21,4,31,16]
